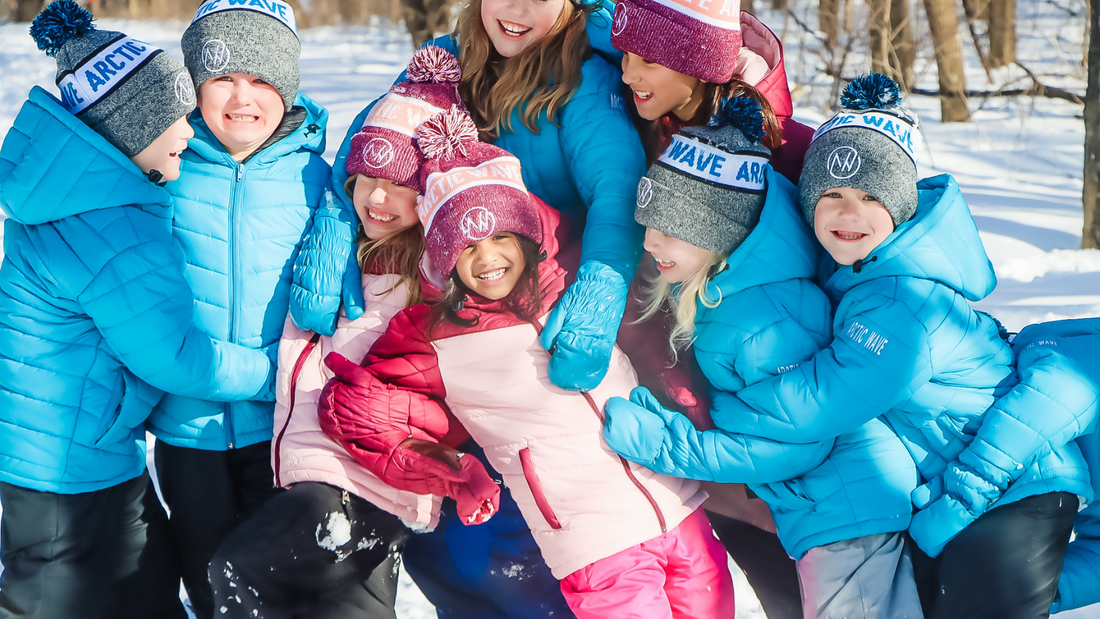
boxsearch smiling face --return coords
[454,232,527,300]
[813,187,896,265]
[643,227,714,284]
[129,115,195,182]
[480,0,567,58]
[621,52,706,121]
[198,73,286,161]
[351,175,421,240]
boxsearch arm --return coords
[1052,504,1100,613]
[538,60,648,391]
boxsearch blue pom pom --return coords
[30,0,95,58]
[841,73,902,111]
[708,97,764,144]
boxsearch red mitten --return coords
[318,352,414,452]
[451,456,501,525]
[381,444,469,495]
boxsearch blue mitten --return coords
[910,462,1000,558]
[290,193,366,335]
[539,262,628,391]
[909,490,980,558]
[603,386,681,465]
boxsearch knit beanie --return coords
[635,97,770,256]
[30,0,196,158]
[346,46,464,193]
[415,107,540,277]
[799,73,923,227]
[610,0,742,83]
[182,0,301,111]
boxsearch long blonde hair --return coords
[456,0,594,139]
[638,252,726,361]
[344,175,425,308]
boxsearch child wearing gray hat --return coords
[0,2,279,617]
[144,1,332,616]
[602,95,923,619]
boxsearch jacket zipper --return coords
[225,163,244,448]
[272,332,321,488]
[525,318,667,533]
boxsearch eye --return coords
[862,194,882,203]
[492,233,511,242]
[215,75,233,81]
[822,191,842,199]
[253,78,269,85]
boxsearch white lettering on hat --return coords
[175,72,197,105]
[651,0,742,31]
[812,111,922,164]
[418,156,526,235]
[612,3,629,35]
[459,207,498,242]
[827,146,861,179]
[361,94,444,138]
[57,37,161,115]
[201,39,231,73]
[657,135,767,191]
[362,138,396,169]
[636,177,654,208]
[193,0,298,37]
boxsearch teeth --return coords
[656,259,674,267]
[500,21,530,35]
[835,231,864,240]
[227,114,255,122]
[477,268,506,281]
[367,209,396,222]
[634,90,653,100]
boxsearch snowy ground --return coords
[1,0,1099,616]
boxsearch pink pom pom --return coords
[418,105,479,160]
[407,46,462,84]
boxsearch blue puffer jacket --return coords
[148,94,330,450]
[1056,419,1100,613]
[0,87,274,493]
[709,174,1092,510]
[292,3,646,329]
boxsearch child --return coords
[603,96,922,619]
[319,107,733,619]
[205,47,500,619]
[645,74,1090,619]
[0,3,276,617]
[144,1,332,616]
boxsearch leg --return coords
[708,510,803,619]
[662,510,735,619]
[796,532,922,619]
[560,547,673,619]
[311,550,403,619]
[928,492,1077,619]
[209,482,409,619]
[228,441,283,523]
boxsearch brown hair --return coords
[429,233,544,334]
[635,78,783,164]
[344,175,425,308]
[456,0,595,140]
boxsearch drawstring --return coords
[146,169,166,186]
[304,123,321,138]
[852,255,878,274]
[706,262,729,280]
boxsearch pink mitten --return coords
[452,456,501,525]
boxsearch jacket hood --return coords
[584,0,625,68]
[184,92,328,166]
[741,12,793,120]
[707,168,820,297]
[0,87,171,226]
[823,174,997,302]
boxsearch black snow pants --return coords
[707,510,804,619]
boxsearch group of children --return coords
[1,1,1099,619]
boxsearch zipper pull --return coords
[236,166,243,183]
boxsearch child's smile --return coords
[351,176,420,239]
[456,232,526,300]
[643,228,713,284]
[813,187,895,266]
[481,0,566,58]
[620,52,704,122]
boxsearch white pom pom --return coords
[417,105,479,160]
[407,46,462,84]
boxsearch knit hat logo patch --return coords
[636,177,654,208]
[459,207,498,242]
[362,94,445,138]
[417,157,525,234]
[362,138,396,169]
[201,39,230,72]
[57,36,160,114]
[175,71,196,105]
[827,146,861,180]
[657,134,767,192]
[813,111,922,164]
[612,3,629,36]
[192,0,298,37]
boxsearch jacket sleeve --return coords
[710,292,936,443]
[1055,504,1100,612]
[72,214,272,401]
[557,59,647,279]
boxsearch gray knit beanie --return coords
[182,0,301,111]
[635,97,771,257]
[799,73,923,227]
[30,0,196,158]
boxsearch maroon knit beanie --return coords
[415,106,541,277]
[611,0,743,83]
[346,45,463,193]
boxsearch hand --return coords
[602,387,681,465]
[452,456,501,525]
[318,352,412,453]
[909,490,980,558]
[539,262,628,391]
[290,193,365,335]
[392,441,500,524]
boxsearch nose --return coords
[643,227,664,253]
[369,187,387,206]
[182,122,195,140]
[621,54,640,86]
[229,79,252,105]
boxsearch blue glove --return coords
[290,193,366,335]
[910,462,1000,558]
[603,386,686,466]
[539,262,628,391]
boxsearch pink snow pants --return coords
[560,508,735,619]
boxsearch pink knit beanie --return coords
[346,45,463,192]
[415,106,541,277]
[611,0,743,83]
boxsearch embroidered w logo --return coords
[827,146,861,179]
[460,207,497,241]
[363,138,395,169]
[202,39,230,73]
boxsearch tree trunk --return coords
[923,0,970,121]
[988,0,1016,67]
[1083,0,1100,248]
[742,0,755,14]
[820,0,840,47]
[771,0,787,11]
[890,0,916,89]
[869,0,892,76]
[13,0,44,21]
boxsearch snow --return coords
[0,0,1099,616]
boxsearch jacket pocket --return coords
[94,371,162,448]
[519,448,562,530]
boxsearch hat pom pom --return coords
[709,96,764,144]
[417,105,479,160]
[841,73,902,111]
[30,0,95,57]
[407,46,462,84]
